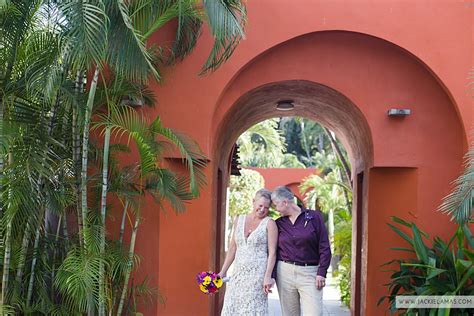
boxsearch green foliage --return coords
[228,169,264,218]
[237,119,305,168]
[439,146,473,224]
[301,171,352,214]
[238,119,286,168]
[0,0,247,314]
[279,117,333,167]
[380,144,474,314]
[378,217,474,315]
[333,221,352,307]
[300,147,352,307]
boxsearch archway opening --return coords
[226,116,353,313]
[212,80,373,315]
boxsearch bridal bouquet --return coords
[196,271,226,294]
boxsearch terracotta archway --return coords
[213,80,372,314]
[208,31,464,315]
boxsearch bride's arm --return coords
[263,219,278,294]
[218,219,238,277]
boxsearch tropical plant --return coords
[300,150,353,305]
[439,146,473,225]
[238,119,306,168]
[379,143,474,314]
[238,119,287,168]
[227,169,265,239]
[0,0,247,314]
[378,217,474,315]
[333,220,352,307]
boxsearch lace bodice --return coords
[235,215,270,262]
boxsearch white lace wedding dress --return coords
[221,215,270,316]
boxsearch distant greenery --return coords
[334,221,352,307]
[228,169,265,218]
[237,119,305,168]
[234,118,353,307]
[279,117,348,168]
[237,117,349,170]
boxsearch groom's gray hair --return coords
[271,186,295,204]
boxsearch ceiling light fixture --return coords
[276,100,295,111]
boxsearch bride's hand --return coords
[263,277,275,294]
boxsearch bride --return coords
[218,189,278,316]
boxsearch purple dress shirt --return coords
[276,208,332,278]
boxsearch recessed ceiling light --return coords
[276,100,295,111]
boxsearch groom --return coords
[271,186,332,316]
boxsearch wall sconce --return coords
[276,100,295,111]
[387,108,411,117]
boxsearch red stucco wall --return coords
[247,167,318,202]
[119,2,473,315]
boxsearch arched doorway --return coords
[212,80,373,314]
[192,29,466,316]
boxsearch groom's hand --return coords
[316,275,326,290]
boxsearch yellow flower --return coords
[203,276,211,285]
[213,277,223,288]
[199,283,209,293]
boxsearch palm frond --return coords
[55,247,105,313]
[58,0,108,71]
[149,117,207,196]
[146,169,194,213]
[106,0,160,83]
[439,146,474,224]
[96,105,158,176]
[200,0,246,73]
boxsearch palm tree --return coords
[238,119,305,168]
[1,0,248,313]
[300,171,352,249]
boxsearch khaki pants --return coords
[276,260,323,316]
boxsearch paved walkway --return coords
[268,270,350,316]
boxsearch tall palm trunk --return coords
[50,214,63,302]
[299,120,312,165]
[118,200,129,245]
[324,128,352,187]
[81,67,100,245]
[74,71,84,245]
[0,101,4,219]
[62,213,69,251]
[26,221,41,307]
[0,105,4,302]
[99,126,111,316]
[15,222,32,289]
[73,104,83,244]
[1,222,12,306]
[116,215,140,316]
[1,153,13,306]
[324,128,353,213]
